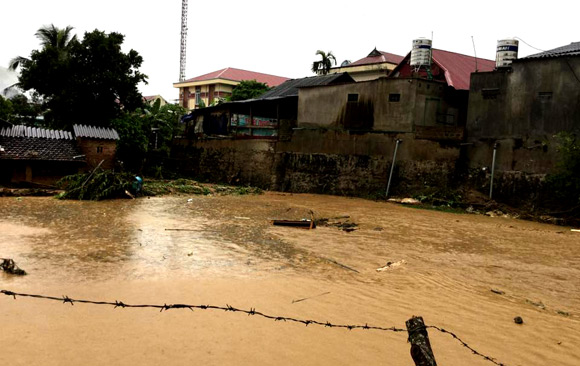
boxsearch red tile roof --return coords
[431,49,495,90]
[348,49,405,67]
[181,67,290,87]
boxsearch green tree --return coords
[0,95,13,123]
[9,94,43,125]
[311,50,337,75]
[112,102,186,172]
[7,24,77,94]
[230,80,271,101]
[13,27,147,129]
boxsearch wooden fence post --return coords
[406,316,437,366]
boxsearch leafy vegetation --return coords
[111,101,186,172]
[57,171,134,200]
[10,24,147,129]
[545,132,580,208]
[0,94,43,125]
[229,80,270,101]
[311,50,337,75]
[57,173,263,201]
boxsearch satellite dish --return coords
[340,60,351,67]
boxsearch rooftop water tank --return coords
[410,38,432,67]
[496,39,519,68]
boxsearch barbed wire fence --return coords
[1,289,508,366]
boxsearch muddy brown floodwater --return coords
[1,193,579,365]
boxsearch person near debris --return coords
[132,176,143,195]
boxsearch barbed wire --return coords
[426,325,506,366]
[1,289,508,366]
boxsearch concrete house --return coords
[179,73,355,140]
[173,67,289,110]
[329,48,404,81]
[297,48,495,140]
[466,41,580,174]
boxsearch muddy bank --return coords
[1,194,579,365]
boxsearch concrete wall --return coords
[173,130,461,197]
[298,78,465,132]
[467,57,580,139]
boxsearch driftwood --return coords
[322,257,359,273]
[0,258,27,275]
[406,316,437,366]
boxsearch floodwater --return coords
[1,193,579,366]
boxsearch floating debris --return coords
[376,260,407,272]
[514,316,524,324]
[0,258,27,275]
[491,288,505,295]
[271,219,315,229]
[292,291,331,304]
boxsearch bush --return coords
[545,132,580,208]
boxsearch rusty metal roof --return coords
[73,125,120,140]
[0,125,73,140]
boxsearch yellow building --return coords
[173,67,289,110]
[329,48,404,81]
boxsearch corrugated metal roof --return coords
[258,73,356,99]
[177,67,290,87]
[73,125,120,140]
[431,49,496,90]
[0,125,73,140]
[524,42,580,59]
[389,49,495,91]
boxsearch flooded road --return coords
[1,193,579,365]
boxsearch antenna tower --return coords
[179,0,188,81]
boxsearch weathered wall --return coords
[173,131,461,197]
[172,139,276,188]
[298,78,466,132]
[77,139,117,170]
[2,161,81,186]
[467,57,580,139]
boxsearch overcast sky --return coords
[1,0,578,103]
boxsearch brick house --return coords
[0,124,119,186]
[73,125,119,170]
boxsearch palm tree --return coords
[8,24,77,71]
[311,50,337,75]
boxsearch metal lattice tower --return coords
[179,0,188,82]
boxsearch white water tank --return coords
[496,39,519,68]
[410,38,432,66]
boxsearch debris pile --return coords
[316,216,358,232]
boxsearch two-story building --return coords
[173,67,289,110]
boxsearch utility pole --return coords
[179,0,188,82]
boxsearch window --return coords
[482,88,499,100]
[195,86,201,105]
[389,93,401,102]
[538,92,552,101]
[347,93,359,102]
[96,146,103,153]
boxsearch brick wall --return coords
[77,138,117,170]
